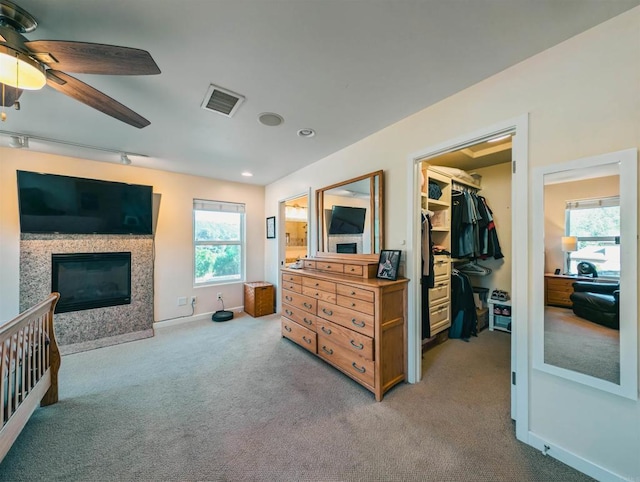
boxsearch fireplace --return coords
[336,242,358,254]
[51,252,131,314]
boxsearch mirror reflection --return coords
[316,171,383,255]
[543,163,621,384]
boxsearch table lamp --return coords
[561,236,578,274]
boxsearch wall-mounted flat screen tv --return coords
[17,170,153,235]
[328,205,366,235]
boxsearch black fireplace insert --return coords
[51,252,131,313]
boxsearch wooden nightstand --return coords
[544,274,592,308]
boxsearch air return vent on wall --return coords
[201,84,245,117]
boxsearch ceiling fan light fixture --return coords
[0,45,46,90]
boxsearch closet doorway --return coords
[278,193,310,269]
[408,116,529,437]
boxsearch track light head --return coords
[120,153,131,165]
[8,135,28,148]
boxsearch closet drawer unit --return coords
[302,277,336,293]
[303,260,317,269]
[281,280,302,293]
[317,338,375,388]
[430,302,451,334]
[282,273,302,284]
[316,319,374,361]
[302,286,337,303]
[343,264,364,277]
[336,284,375,303]
[433,257,451,280]
[282,318,317,353]
[282,303,318,331]
[336,295,374,316]
[282,291,317,314]
[317,301,374,337]
[429,281,450,306]
[316,261,344,274]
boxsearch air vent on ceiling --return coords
[201,84,245,117]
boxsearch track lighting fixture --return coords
[120,153,132,165]
[9,135,28,148]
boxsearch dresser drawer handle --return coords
[285,309,293,316]
[352,319,365,328]
[321,326,332,335]
[349,267,355,272]
[285,295,293,302]
[303,317,313,325]
[315,282,320,287]
[350,340,364,350]
[352,362,366,373]
[322,308,333,316]
[304,302,313,309]
[284,325,292,332]
[302,336,311,344]
[350,291,356,295]
[321,346,333,355]
[351,302,356,307]
[325,265,331,269]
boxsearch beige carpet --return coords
[0,313,593,481]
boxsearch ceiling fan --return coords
[0,0,160,128]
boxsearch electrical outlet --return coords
[190,296,197,306]
[217,292,223,300]
[177,296,187,306]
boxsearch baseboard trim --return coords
[527,432,627,482]
[60,329,154,355]
[154,306,245,328]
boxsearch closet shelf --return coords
[427,199,449,209]
[431,226,449,232]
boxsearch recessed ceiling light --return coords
[297,128,315,138]
[258,112,284,127]
[241,171,253,177]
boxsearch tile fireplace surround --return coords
[20,234,154,355]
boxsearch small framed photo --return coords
[266,216,276,239]
[376,249,401,281]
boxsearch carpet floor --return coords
[0,314,593,481]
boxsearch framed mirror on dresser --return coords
[281,170,408,401]
[532,149,638,399]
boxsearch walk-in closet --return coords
[419,135,513,349]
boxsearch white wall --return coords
[0,149,265,323]
[265,7,640,480]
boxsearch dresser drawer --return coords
[302,277,336,293]
[316,261,344,274]
[336,295,374,316]
[282,318,317,353]
[343,264,364,276]
[302,286,337,303]
[317,301,374,337]
[282,291,317,314]
[429,281,449,306]
[317,319,374,361]
[303,260,317,269]
[281,273,302,284]
[282,303,318,331]
[546,278,574,292]
[281,280,302,293]
[430,302,450,334]
[336,283,375,303]
[317,339,374,388]
[547,291,572,307]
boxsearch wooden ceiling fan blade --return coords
[25,40,161,75]
[0,83,23,107]
[46,70,150,128]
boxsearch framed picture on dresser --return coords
[376,250,401,281]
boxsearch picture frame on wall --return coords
[266,216,276,239]
[376,249,401,281]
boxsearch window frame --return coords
[193,199,246,286]
[564,195,620,278]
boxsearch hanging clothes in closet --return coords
[450,187,504,260]
[421,210,435,340]
[448,268,478,341]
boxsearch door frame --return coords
[406,114,529,441]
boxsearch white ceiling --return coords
[1,0,638,185]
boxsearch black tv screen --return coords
[328,205,366,235]
[17,171,153,235]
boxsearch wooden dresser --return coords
[280,256,408,401]
[544,273,593,307]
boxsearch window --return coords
[193,200,245,285]
[565,196,620,277]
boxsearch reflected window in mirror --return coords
[316,170,383,257]
[533,149,637,399]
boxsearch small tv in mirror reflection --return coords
[328,205,366,235]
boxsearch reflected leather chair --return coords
[569,281,620,329]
